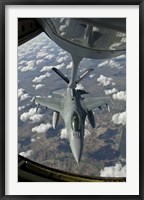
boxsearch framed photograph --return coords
[1,0,143,199]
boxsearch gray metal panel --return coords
[36,18,126,59]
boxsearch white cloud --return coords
[18,106,25,111]
[36,136,40,140]
[19,149,33,158]
[104,88,118,95]
[66,62,73,69]
[40,63,66,72]
[76,84,84,90]
[79,67,87,73]
[98,60,109,68]
[29,114,44,123]
[60,128,69,139]
[108,60,122,69]
[21,60,36,72]
[56,57,64,63]
[36,51,48,59]
[18,88,25,98]
[18,88,31,101]
[100,162,126,177]
[36,59,44,65]
[20,93,31,101]
[20,108,44,123]
[55,63,65,70]
[113,91,126,101]
[85,118,89,127]
[33,84,44,90]
[58,51,67,56]
[49,48,55,52]
[115,54,126,59]
[32,72,51,83]
[89,74,95,79]
[56,56,68,63]
[40,66,53,72]
[98,59,122,69]
[44,54,55,60]
[97,75,114,86]
[18,60,27,65]
[32,123,52,133]
[84,129,91,139]
[31,138,36,142]
[112,111,126,125]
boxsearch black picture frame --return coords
[0,0,143,199]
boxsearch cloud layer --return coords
[112,111,126,125]
[113,91,126,101]
[66,62,73,69]
[104,88,118,95]
[60,128,69,139]
[76,84,84,90]
[21,60,36,72]
[20,108,44,123]
[18,88,31,101]
[18,88,25,98]
[100,162,126,177]
[32,72,51,83]
[33,84,44,90]
[84,129,91,139]
[32,123,52,133]
[97,75,114,86]
[19,149,33,158]
[98,59,123,69]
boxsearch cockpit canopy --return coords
[71,112,81,132]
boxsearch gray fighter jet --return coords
[34,67,111,164]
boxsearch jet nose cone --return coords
[70,136,83,164]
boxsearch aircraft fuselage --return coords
[60,88,87,163]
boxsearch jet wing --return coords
[84,97,110,111]
[35,97,63,112]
